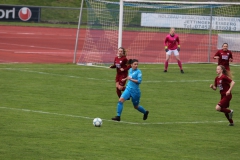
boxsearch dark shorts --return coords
[224,66,230,71]
[115,74,127,86]
[218,94,232,108]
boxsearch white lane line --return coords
[0,42,72,51]
[0,106,231,125]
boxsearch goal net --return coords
[77,0,240,66]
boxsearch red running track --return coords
[0,26,85,63]
[0,25,239,64]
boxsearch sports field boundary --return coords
[0,106,235,125]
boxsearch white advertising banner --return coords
[141,13,240,31]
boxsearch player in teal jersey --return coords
[112,59,149,121]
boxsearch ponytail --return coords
[127,59,138,65]
[219,65,233,79]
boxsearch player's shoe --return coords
[164,70,167,72]
[143,111,149,120]
[181,70,184,73]
[228,123,234,126]
[228,110,233,119]
[112,116,120,121]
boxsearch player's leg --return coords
[117,75,127,91]
[174,50,184,73]
[131,92,149,120]
[115,76,121,98]
[112,89,130,121]
[164,51,171,72]
[216,96,234,125]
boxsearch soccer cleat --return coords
[112,116,120,121]
[164,70,167,72]
[181,70,184,73]
[228,123,234,126]
[228,110,233,119]
[143,111,149,120]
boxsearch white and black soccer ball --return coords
[93,118,102,127]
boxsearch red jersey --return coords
[214,49,233,70]
[110,56,129,75]
[214,74,232,96]
[164,34,180,50]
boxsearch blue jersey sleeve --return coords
[136,70,142,84]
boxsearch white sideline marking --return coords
[0,68,216,83]
[0,106,231,125]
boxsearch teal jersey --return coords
[126,68,142,91]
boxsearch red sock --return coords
[116,88,121,98]
[164,61,168,70]
[224,113,234,123]
[177,60,182,70]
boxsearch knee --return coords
[117,85,123,90]
[215,105,221,111]
[134,106,138,109]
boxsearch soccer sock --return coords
[116,88,121,98]
[164,61,168,70]
[224,113,234,123]
[117,101,123,117]
[136,106,146,114]
[177,60,183,70]
[220,108,231,113]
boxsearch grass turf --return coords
[0,63,240,159]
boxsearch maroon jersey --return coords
[214,74,232,96]
[164,34,180,50]
[214,49,233,70]
[110,56,129,75]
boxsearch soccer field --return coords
[0,63,240,160]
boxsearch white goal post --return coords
[76,0,240,65]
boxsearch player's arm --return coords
[109,58,116,68]
[128,71,142,84]
[110,65,116,68]
[210,78,217,90]
[164,37,169,52]
[229,52,233,62]
[210,84,217,90]
[120,59,129,71]
[176,36,180,51]
[226,79,235,96]
[213,51,220,59]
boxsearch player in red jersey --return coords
[110,47,130,98]
[164,28,184,73]
[210,65,235,126]
[213,43,233,71]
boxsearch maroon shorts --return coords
[218,94,232,108]
[115,74,127,86]
[224,66,230,71]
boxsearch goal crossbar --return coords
[123,0,240,5]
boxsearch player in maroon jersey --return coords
[164,28,184,73]
[213,43,233,71]
[210,65,235,126]
[110,47,130,98]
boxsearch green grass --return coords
[0,63,240,159]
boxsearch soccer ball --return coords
[93,118,102,127]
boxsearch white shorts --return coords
[166,49,179,56]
